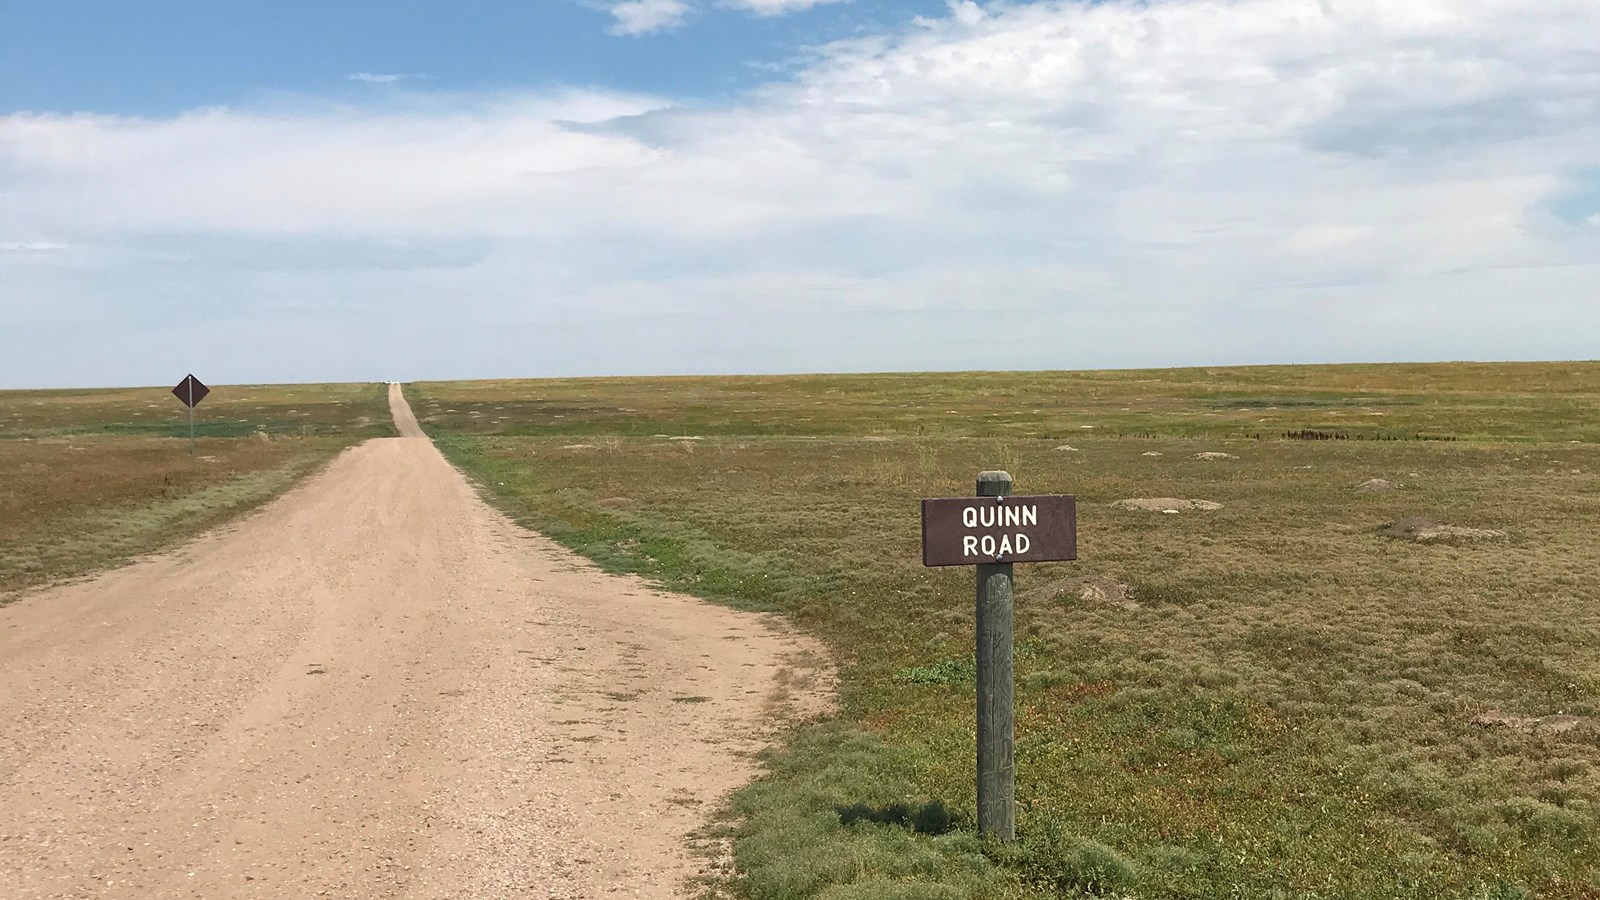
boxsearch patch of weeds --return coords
[809,880,970,900]
[895,659,977,686]
[1470,882,1531,900]
[1020,669,1080,691]
[1138,843,1211,875]
[989,819,1139,896]
[1126,579,1205,608]
[1544,759,1588,782]
[1492,797,1594,846]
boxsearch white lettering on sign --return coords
[960,504,1039,559]
[960,505,1040,529]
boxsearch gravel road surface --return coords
[0,384,827,898]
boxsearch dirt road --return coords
[0,384,827,898]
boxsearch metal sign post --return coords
[171,374,211,463]
[921,472,1078,842]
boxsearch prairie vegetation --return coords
[414,362,1600,899]
[0,382,392,596]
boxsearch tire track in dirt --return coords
[0,383,829,899]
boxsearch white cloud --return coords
[1,241,68,252]
[604,0,844,33]
[348,73,421,84]
[4,0,1600,386]
[0,92,671,236]
[721,0,849,16]
[606,0,692,35]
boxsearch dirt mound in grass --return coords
[1111,498,1223,512]
[1025,575,1138,610]
[1356,478,1401,493]
[1078,577,1138,610]
[1383,517,1506,543]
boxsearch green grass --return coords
[0,382,393,596]
[411,363,1600,899]
[408,362,1600,444]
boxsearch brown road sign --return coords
[172,374,209,408]
[921,494,1076,567]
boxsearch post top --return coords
[976,470,1013,496]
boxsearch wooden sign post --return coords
[974,471,1017,842]
[921,471,1077,842]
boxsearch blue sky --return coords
[3,0,1598,388]
[2,1,945,114]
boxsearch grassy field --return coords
[0,382,393,597]
[412,362,1600,900]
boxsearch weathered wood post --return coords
[920,475,1075,844]
[974,470,1015,841]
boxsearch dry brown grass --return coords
[0,382,391,597]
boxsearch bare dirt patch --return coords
[1022,574,1137,610]
[1112,498,1224,512]
[1077,576,1139,610]
[1382,517,1507,543]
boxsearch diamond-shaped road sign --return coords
[172,374,210,409]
